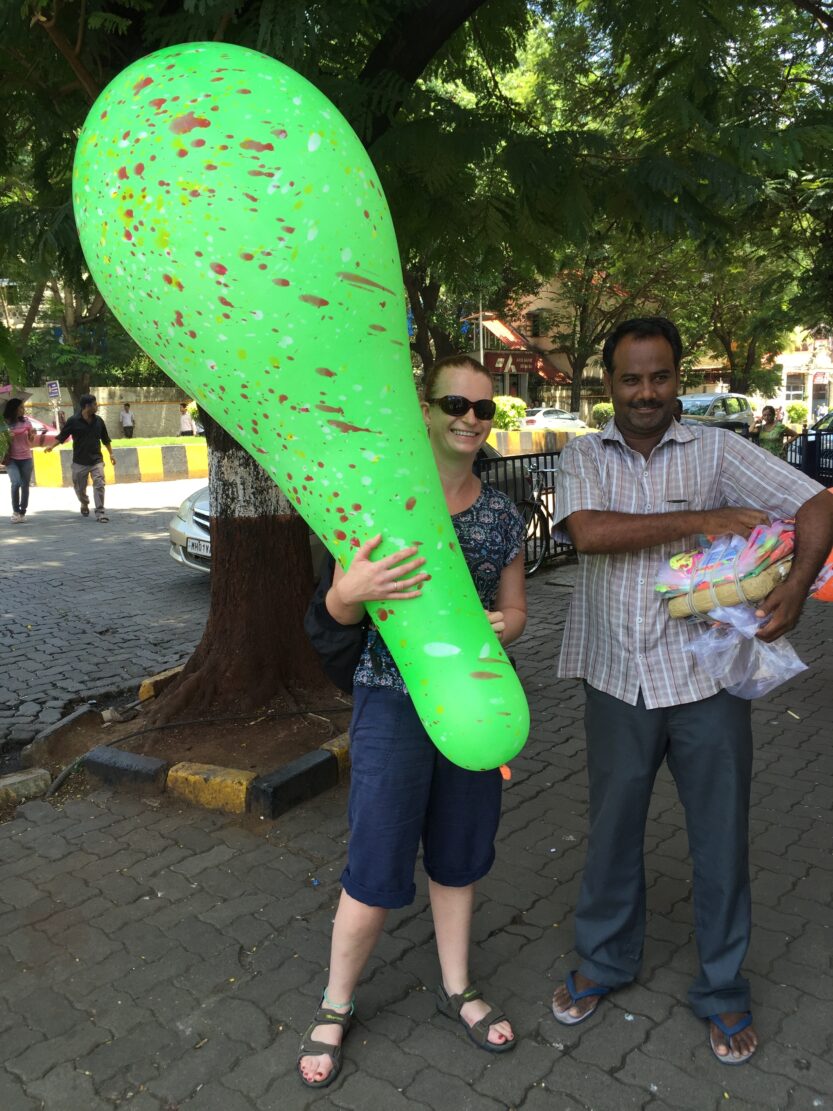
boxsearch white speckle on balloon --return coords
[307,226,318,241]
[361,476,372,486]
[250,311,264,320]
[341,248,352,262]
[308,133,321,152]
[479,643,492,658]
[293,96,302,105]
[322,184,330,193]
[423,643,462,657]
[278,336,294,347]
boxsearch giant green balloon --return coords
[72,42,529,770]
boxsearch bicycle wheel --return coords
[521,501,550,576]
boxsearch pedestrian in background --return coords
[119,402,136,439]
[45,394,116,522]
[179,402,196,436]
[3,397,36,523]
[752,405,797,458]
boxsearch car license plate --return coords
[186,538,211,558]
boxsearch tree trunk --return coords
[147,414,330,724]
[569,355,589,412]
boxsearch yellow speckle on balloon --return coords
[436,706,444,714]
[400,640,408,648]
[238,350,247,360]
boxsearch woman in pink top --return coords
[3,398,36,523]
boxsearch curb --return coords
[27,664,351,819]
[83,736,348,817]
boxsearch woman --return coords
[753,405,797,458]
[298,355,528,1088]
[3,398,36,523]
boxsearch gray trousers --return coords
[576,683,753,1018]
[71,462,106,516]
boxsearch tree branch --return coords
[785,0,833,34]
[32,7,100,102]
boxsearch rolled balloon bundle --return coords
[72,42,528,771]
[657,522,796,619]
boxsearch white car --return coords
[169,486,212,572]
[524,407,588,431]
[168,486,325,573]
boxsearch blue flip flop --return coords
[552,971,612,1026]
[708,1012,756,1065]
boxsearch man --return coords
[179,402,195,436]
[552,317,833,1064]
[45,394,116,522]
[119,402,136,438]
[671,397,683,422]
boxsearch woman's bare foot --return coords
[459,997,514,1047]
[298,1002,351,1085]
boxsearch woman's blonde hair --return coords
[422,355,492,402]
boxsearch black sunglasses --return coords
[429,395,497,420]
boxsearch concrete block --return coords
[138,665,183,702]
[0,768,51,804]
[320,731,351,776]
[83,745,169,791]
[249,749,339,820]
[166,762,256,814]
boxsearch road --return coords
[0,477,209,747]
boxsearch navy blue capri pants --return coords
[341,686,504,909]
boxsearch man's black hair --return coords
[79,394,96,410]
[602,317,683,375]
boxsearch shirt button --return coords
[646,504,653,509]
[637,618,643,624]
[638,578,645,585]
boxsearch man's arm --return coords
[100,420,116,464]
[754,489,833,641]
[44,419,72,452]
[564,506,770,554]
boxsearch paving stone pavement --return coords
[0,480,210,748]
[2,488,832,1108]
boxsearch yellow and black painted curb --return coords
[83,734,348,818]
[32,441,208,487]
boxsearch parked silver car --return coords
[679,393,755,434]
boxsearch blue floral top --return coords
[353,485,525,694]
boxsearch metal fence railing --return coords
[475,449,576,573]
[785,428,833,486]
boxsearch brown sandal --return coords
[297,998,353,1089]
[437,984,516,1053]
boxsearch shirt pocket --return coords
[663,470,700,512]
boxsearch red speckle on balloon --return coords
[177,149,188,158]
[315,367,336,378]
[187,330,197,338]
[377,609,389,621]
[316,404,344,415]
[133,76,153,95]
[117,166,128,180]
[282,225,295,233]
[273,278,290,287]
[174,311,184,327]
[369,324,386,332]
[363,210,370,219]
[210,262,227,275]
[100,110,108,120]
[449,542,456,551]
[258,264,267,270]
[334,530,347,541]
[124,230,132,241]
[278,395,288,404]
[134,163,145,176]
[241,139,274,152]
[238,88,252,94]
[470,672,502,680]
[300,295,329,308]
[125,208,134,218]
[170,111,210,134]
[240,252,254,261]
[405,497,416,510]
[219,297,234,308]
[191,138,206,148]
[337,272,396,295]
[272,129,288,139]
[205,164,218,171]
[328,420,378,434]
[149,98,167,110]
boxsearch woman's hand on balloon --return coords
[486,610,506,642]
[335,534,429,607]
